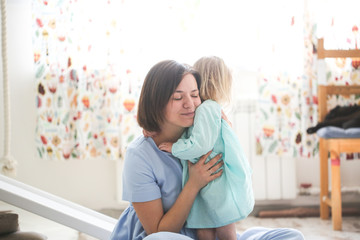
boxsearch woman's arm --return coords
[133,151,223,234]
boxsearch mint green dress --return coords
[172,100,254,229]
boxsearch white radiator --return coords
[232,98,297,200]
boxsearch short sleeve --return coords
[122,147,161,202]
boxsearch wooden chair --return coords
[317,39,360,230]
[317,85,360,230]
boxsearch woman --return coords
[110,60,304,240]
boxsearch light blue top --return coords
[172,100,254,228]
[109,136,198,240]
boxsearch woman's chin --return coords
[183,120,194,128]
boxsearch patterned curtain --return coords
[32,0,360,161]
[32,0,205,161]
[254,0,316,157]
[255,0,360,158]
[33,1,143,160]
[310,0,360,161]
[311,0,360,159]
[31,0,256,161]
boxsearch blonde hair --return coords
[194,56,232,104]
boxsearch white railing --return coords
[0,174,117,240]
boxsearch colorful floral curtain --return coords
[312,0,360,159]
[33,0,143,160]
[31,0,258,161]
[32,0,205,161]
[255,0,360,158]
[255,0,317,157]
[33,0,360,161]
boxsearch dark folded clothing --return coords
[307,104,360,134]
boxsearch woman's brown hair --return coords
[137,60,201,132]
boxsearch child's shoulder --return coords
[197,100,221,114]
[201,99,220,108]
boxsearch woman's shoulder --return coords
[122,136,158,179]
[127,135,155,149]
[125,135,158,157]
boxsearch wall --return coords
[1,1,360,213]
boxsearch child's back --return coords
[172,99,254,228]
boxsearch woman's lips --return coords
[181,112,195,118]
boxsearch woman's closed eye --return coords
[173,93,182,100]
[173,95,198,100]
[172,89,199,101]
[191,90,200,99]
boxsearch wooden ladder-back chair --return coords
[317,38,360,231]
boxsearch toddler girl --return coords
[159,56,254,240]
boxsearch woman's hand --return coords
[187,151,223,191]
[133,151,223,234]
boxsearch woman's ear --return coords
[142,129,158,138]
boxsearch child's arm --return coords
[172,100,222,161]
[159,142,173,152]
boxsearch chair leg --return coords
[331,154,342,231]
[319,139,329,219]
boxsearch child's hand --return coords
[221,110,232,128]
[159,142,173,152]
[143,129,158,138]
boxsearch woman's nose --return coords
[183,95,194,109]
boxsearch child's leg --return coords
[216,223,237,240]
[197,228,216,240]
